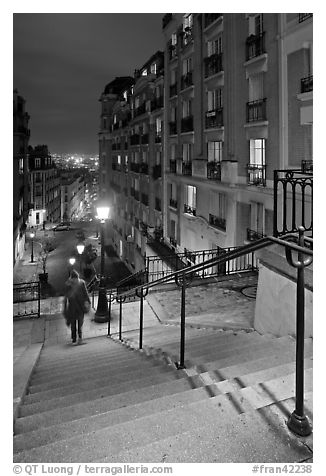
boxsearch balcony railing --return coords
[151,96,164,111]
[247,164,266,186]
[169,121,177,135]
[182,28,193,48]
[247,228,265,241]
[141,193,149,206]
[170,159,177,173]
[205,108,223,128]
[209,213,226,231]
[181,115,194,133]
[169,198,178,209]
[139,163,149,174]
[130,162,140,173]
[246,98,267,122]
[301,160,313,174]
[134,103,146,117]
[152,164,162,180]
[245,32,266,61]
[155,198,161,211]
[204,13,222,28]
[207,161,221,180]
[130,134,140,145]
[182,161,192,176]
[141,134,149,144]
[184,204,196,216]
[170,83,177,97]
[298,13,312,22]
[181,71,193,90]
[301,75,313,93]
[169,237,177,247]
[204,53,223,77]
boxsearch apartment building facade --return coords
[28,145,61,226]
[161,13,312,257]
[13,89,30,265]
[98,53,165,272]
[60,171,87,222]
[99,13,312,273]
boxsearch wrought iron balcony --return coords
[151,96,164,111]
[141,133,149,144]
[152,164,162,180]
[207,161,221,180]
[247,228,265,241]
[182,161,192,176]
[181,115,194,133]
[209,213,226,231]
[134,103,146,117]
[204,13,222,28]
[205,108,223,128]
[170,237,177,247]
[184,204,196,216]
[301,160,313,174]
[130,134,140,145]
[182,27,193,48]
[245,32,266,61]
[155,198,161,211]
[181,71,193,90]
[169,121,177,135]
[184,248,196,263]
[141,193,149,206]
[247,164,266,186]
[299,13,312,22]
[204,53,223,77]
[246,98,267,122]
[170,83,177,97]
[130,162,140,173]
[139,163,149,174]
[301,75,313,93]
[170,159,177,173]
[169,198,178,208]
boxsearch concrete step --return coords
[102,393,313,463]
[14,384,219,453]
[25,360,180,403]
[13,368,312,463]
[19,366,185,418]
[15,374,206,435]
[30,354,174,387]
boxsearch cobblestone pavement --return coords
[149,273,258,330]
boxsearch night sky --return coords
[13,13,164,155]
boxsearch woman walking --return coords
[64,270,91,345]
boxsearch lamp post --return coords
[68,257,76,277]
[76,243,85,275]
[95,205,110,323]
[30,232,35,263]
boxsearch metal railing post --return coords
[285,227,313,436]
[179,280,186,369]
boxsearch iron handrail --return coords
[115,233,312,300]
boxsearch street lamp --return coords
[68,257,76,277]
[95,205,110,323]
[30,231,35,263]
[76,243,85,274]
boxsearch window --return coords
[135,96,140,108]
[150,63,157,74]
[209,191,226,229]
[171,144,176,160]
[170,69,176,85]
[141,69,148,76]
[156,118,162,134]
[156,150,161,165]
[183,14,193,29]
[249,74,264,102]
[251,202,264,234]
[123,90,128,101]
[207,36,222,56]
[248,13,263,35]
[182,99,192,118]
[208,141,223,162]
[185,185,196,213]
[182,57,192,74]
[182,143,192,162]
[250,139,265,165]
[35,158,41,168]
[142,151,147,163]
[170,106,177,122]
[208,89,223,110]
[171,32,177,46]
[169,182,177,201]
[19,158,24,174]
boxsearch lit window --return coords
[208,89,223,110]
[150,63,157,74]
[182,143,192,162]
[208,141,223,162]
[249,139,265,165]
[185,185,196,209]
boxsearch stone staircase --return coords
[13,321,313,463]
